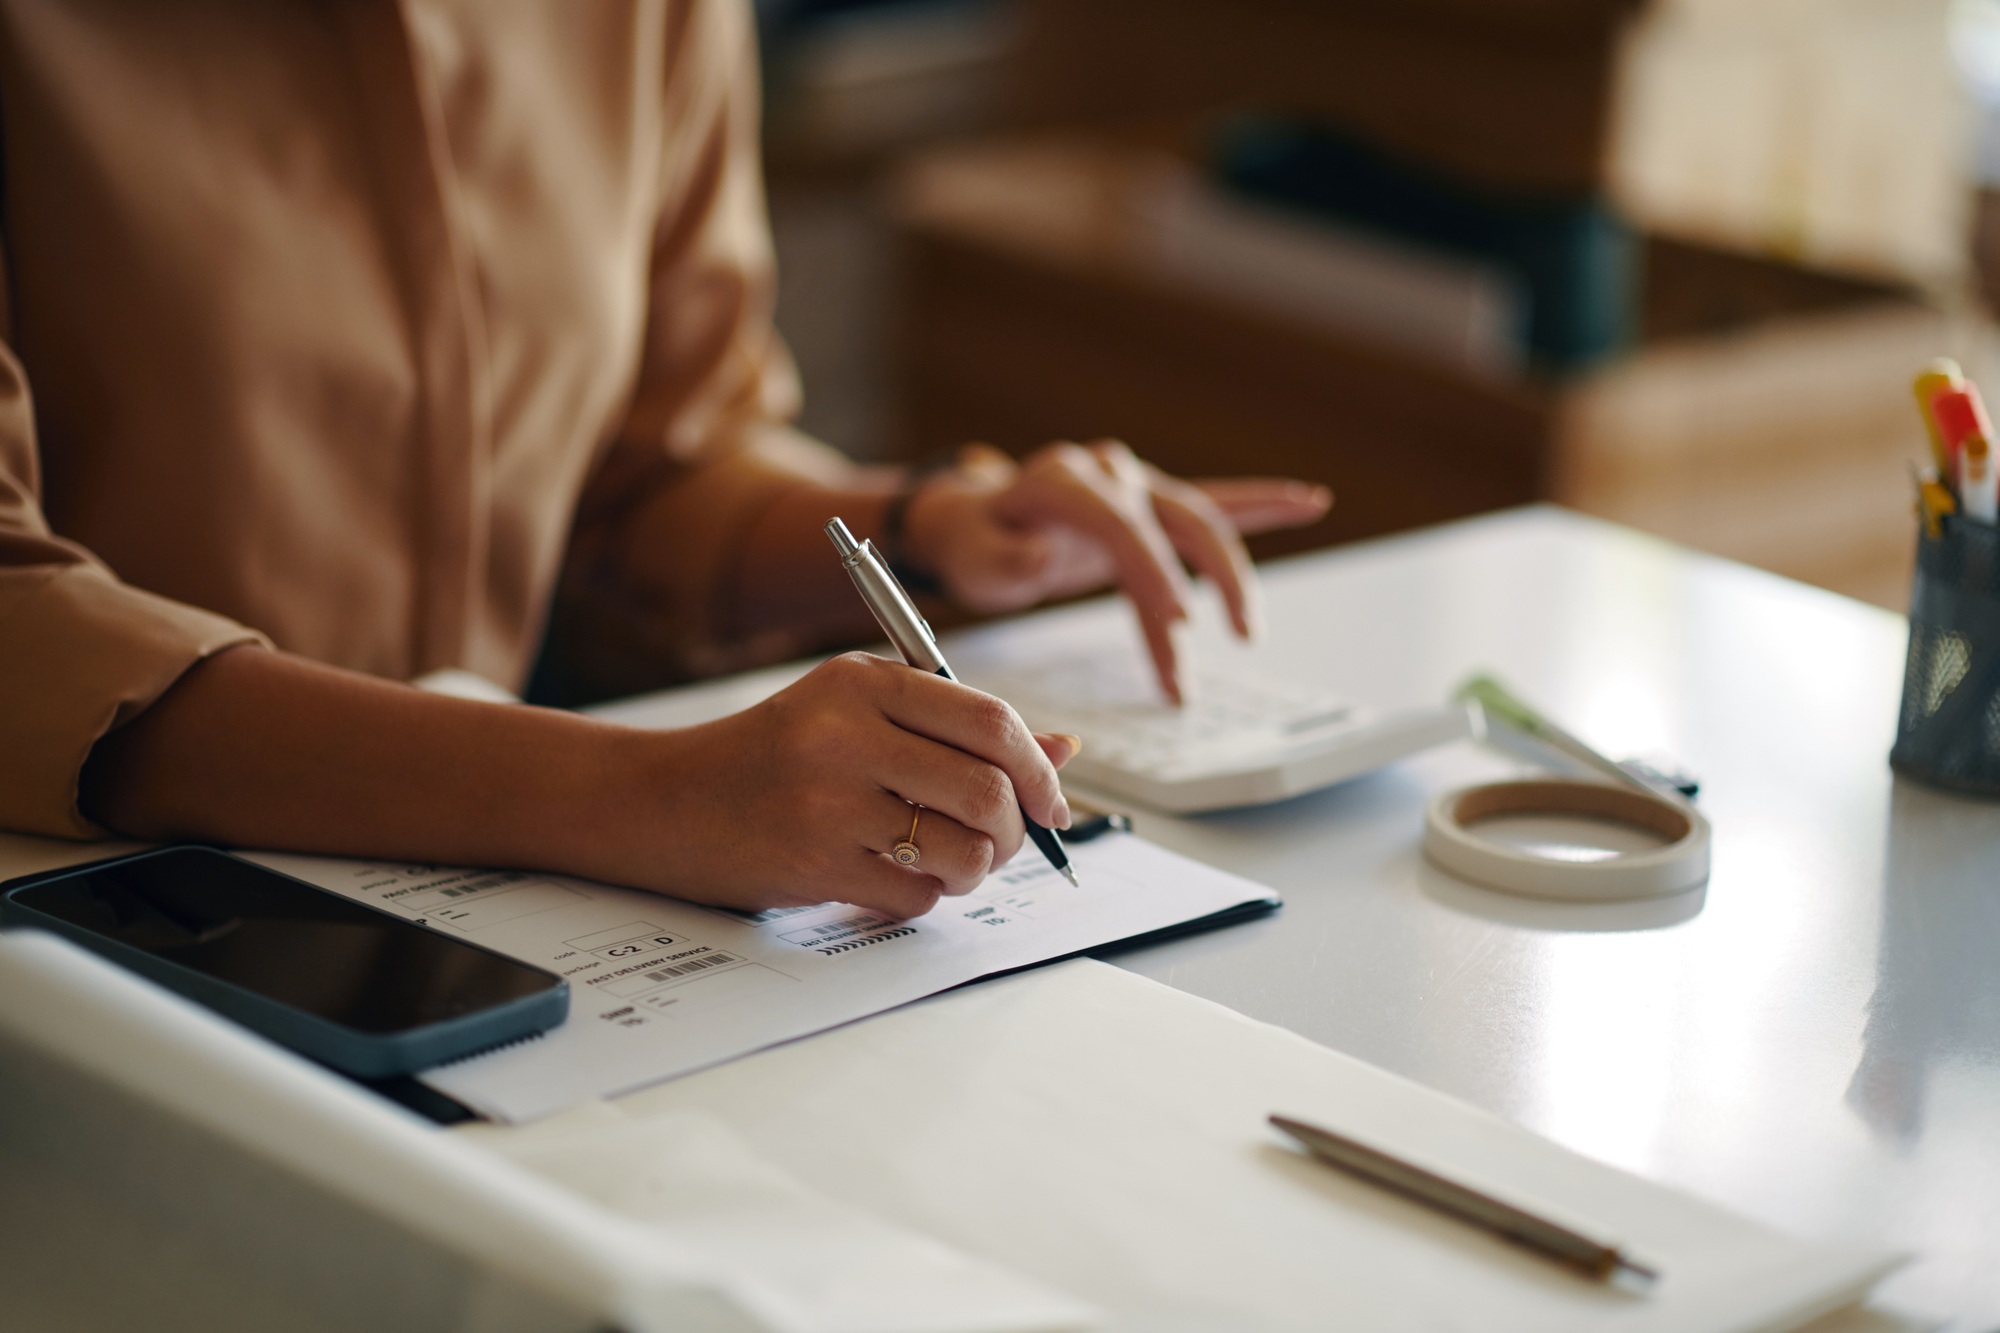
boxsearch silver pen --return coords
[1270,1114,1660,1284]
[825,517,1078,886]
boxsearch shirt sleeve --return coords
[0,280,267,839]
[557,0,861,694]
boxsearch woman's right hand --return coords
[81,645,1070,923]
[625,652,1078,919]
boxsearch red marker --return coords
[1913,359,1963,477]
[1930,384,1993,477]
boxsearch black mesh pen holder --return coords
[1892,517,2000,795]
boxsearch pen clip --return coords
[826,517,948,675]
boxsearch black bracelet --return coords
[877,449,962,597]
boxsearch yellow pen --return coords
[1913,358,1964,480]
[1912,462,1957,539]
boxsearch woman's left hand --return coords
[902,441,1332,705]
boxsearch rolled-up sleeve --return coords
[0,322,265,839]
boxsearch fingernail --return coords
[1057,733,1083,761]
[1055,794,1073,829]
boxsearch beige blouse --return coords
[0,0,829,838]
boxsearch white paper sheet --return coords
[592,959,1904,1333]
[0,930,1095,1333]
[473,1105,1095,1333]
[249,833,1274,1122]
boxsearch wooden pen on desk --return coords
[1269,1114,1660,1284]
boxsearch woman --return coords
[0,0,1326,919]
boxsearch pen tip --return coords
[1062,866,1080,887]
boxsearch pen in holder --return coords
[1891,515,2000,795]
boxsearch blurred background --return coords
[755,0,2000,611]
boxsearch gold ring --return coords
[892,807,922,866]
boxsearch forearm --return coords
[728,481,900,641]
[81,645,646,878]
[73,640,1077,920]
[621,434,911,648]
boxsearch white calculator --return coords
[972,658,1470,814]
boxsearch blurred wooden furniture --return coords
[887,139,1942,604]
[1012,0,1642,194]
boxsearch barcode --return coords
[803,917,883,939]
[746,905,817,922]
[640,952,737,983]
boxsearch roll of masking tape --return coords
[1422,778,1710,901]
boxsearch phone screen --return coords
[9,848,559,1034]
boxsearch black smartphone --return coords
[1,846,568,1078]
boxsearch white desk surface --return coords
[4,506,1994,1329]
[961,506,1992,1332]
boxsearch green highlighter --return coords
[1455,674,1696,802]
